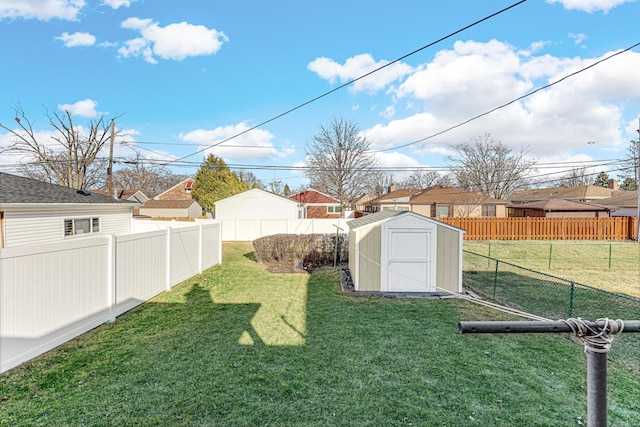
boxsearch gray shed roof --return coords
[348,210,404,229]
[348,210,466,233]
[0,172,137,205]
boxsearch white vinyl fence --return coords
[0,222,221,374]
[220,218,348,241]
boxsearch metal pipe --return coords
[587,349,608,427]
[458,320,640,334]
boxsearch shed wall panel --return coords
[436,226,461,292]
[357,226,381,291]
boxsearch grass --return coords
[1,242,639,426]
[464,241,640,298]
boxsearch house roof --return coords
[510,185,614,202]
[141,199,200,209]
[347,210,465,233]
[0,172,138,206]
[509,199,610,212]
[410,186,507,205]
[154,178,195,200]
[290,188,340,204]
[596,191,638,207]
[367,189,422,204]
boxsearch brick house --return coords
[290,188,342,218]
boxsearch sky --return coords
[1,0,639,191]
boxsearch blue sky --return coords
[1,0,639,190]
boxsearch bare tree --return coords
[304,118,378,215]
[363,171,395,197]
[237,171,262,189]
[0,106,120,189]
[400,169,439,190]
[448,133,536,199]
[110,156,186,198]
[267,180,285,195]
[552,167,594,187]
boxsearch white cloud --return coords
[0,0,85,21]
[179,122,283,161]
[569,33,588,47]
[363,41,640,163]
[118,17,228,63]
[57,99,102,118]
[103,0,136,9]
[546,0,633,13]
[307,54,414,94]
[56,31,96,47]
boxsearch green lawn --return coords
[1,242,639,426]
[464,241,640,298]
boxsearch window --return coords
[435,205,450,219]
[185,181,194,192]
[327,206,342,214]
[64,217,100,236]
[482,204,497,217]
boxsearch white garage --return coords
[348,210,464,294]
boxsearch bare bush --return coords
[253,234,348,273]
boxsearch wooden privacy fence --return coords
[442,217,638,241]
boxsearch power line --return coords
[161,0,528,166]
[373,41,640,153]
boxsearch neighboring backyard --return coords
[464,241,640,298]
[1,242,639,426]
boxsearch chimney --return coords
[387,184,397,194]
[607,179,619,190]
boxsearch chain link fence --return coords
[463,250,640,374]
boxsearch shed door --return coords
[387,228,435,292]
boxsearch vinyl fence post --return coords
[166,227,172,291]
[107,234,117,323]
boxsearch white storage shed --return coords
[348,210,464,294]
[214,188,304,220]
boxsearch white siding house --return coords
[0,173,138,248]
[215,188,304,220]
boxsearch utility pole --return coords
[459,319,640,427]
[107,119,115,197]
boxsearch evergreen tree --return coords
[594,171,610,187]
[192,154,249,213]
[619,177,638,191]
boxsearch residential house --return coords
[508,199,611,218]
[352,194,376,214]
[215,188,305,219]
[364,188,422,213]
[154,178,195,201]
[364,186,508,219]
[409,186,508,219]
[509,185,616,204]
[596,191,638,217]
[91,189,149,216]
[92,189,150,205]
[290,188,341,218]
[138,199,203,219]
[0,172,138,248]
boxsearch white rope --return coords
[560,318,625,353]
[442,286,550,321]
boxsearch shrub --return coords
[253,234,348,272]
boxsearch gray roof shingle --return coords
[0,172,137,205]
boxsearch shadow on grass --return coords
[243,251,258,262]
